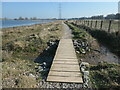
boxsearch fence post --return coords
[80,20,81,25]
[118,20,120,35]
[91,20,93,28]
[108,20,112,33]
[84,20,85,25]
[100,20,103,30]
[75,20,77,25]
[87,20,89,26]
[95,20,97,28]
[86,20,87,26]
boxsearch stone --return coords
[29,73,35,78]
[79,48,86,54]
[83,71,89,76]
[76,51,80,53]
[80,62,89,68]
[83,83,88,88]
[81,66,85,72]
[80,62,90,88]
[43,62,46,66]
[30,34,39,39]
[38,66,42,69]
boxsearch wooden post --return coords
[86,20,87,26]
[108,20,112,33]
[95,20,97,28]
[87,20,89,26]
[84,20,85,25]
[91,20,93,28]
[118,20,120,35]
[75,20,77,25]
[80,20,81,25]
[100,20,103,30]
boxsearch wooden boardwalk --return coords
[47,39,83,83]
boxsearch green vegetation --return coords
[66,22,120,88]
[89,30,120,57]
[2,57,40,88]
[90,62,120,88]
[77,25,120,57]
[65,22,92,40]
[65,22,99,55]
[2,22,62,88]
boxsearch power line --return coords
[59,3,61,19]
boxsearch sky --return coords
[2,2,119,19]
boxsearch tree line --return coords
[68,13,120,20]
[14,17,40,20]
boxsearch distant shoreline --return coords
[1,20,56,29]
[0,19,60,21]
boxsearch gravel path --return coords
[38,80,83,89]
[61,22,72,39]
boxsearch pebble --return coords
[38,81,83,88]
[29,73,35,78]
[80,62,90,88]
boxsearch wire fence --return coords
[69,20,119,33]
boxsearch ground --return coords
[65,21,120,88]
[1,21,120,89]
[2,21,62,88]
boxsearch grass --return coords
[75,24,120,58]
[2,57,40,88]
[2,21,62,88]
[90,62,120,88]
[66,21,120,89]
[65,22,100,53]
[65,22,92,40]
[89,30,120,57]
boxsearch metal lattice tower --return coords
[59,3,61,19]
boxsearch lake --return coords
[0,20,54,28]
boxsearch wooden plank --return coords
[47,76,83,83]
[54,60,78,62]
[50,68,80,72]
[53,61,78,65]
[50,67,80,72]
[55,59,78,61]
[50,64,80,68]
[51,64,80,70]
[47,39,83,83]
[48,71,81,77]
[53,60,78,63]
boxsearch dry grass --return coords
[2,21,62,88]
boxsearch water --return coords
[0,20,54,28]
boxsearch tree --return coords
[19,17,24,20]
[115,13,120,20]
[32,17,37,20]
[105,14,116,19]
[25,17,28,20]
